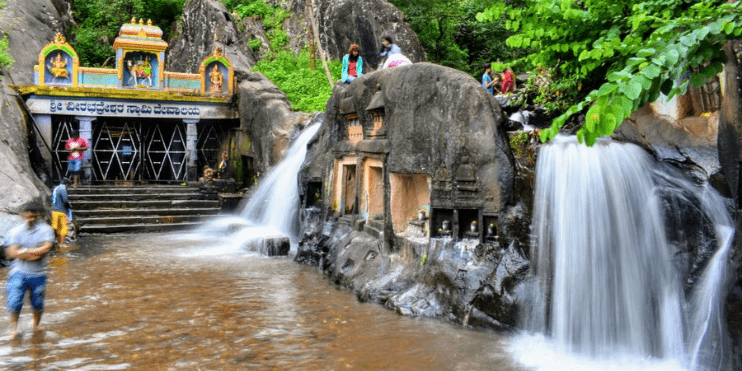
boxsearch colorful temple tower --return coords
[22,20,239,184]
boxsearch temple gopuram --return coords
[19,19,239,184]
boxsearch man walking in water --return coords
[5,203,54,336]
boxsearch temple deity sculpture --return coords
[47,52,69,80]
[126,55,153,87]
[209,64,223,93]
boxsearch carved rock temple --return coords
[20,19,239,184]
[300,63,513,248]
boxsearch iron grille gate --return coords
[92,120,142,182]
[52,118,219,183]
[51,115,77,182]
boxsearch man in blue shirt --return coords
[482,63,497,94]
[5,203,54,336]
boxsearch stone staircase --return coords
[67,185,221,234]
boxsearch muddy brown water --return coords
[0,233,524,370]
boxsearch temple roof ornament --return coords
[53,33,66,45]
[113,18,167,52]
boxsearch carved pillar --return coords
[184,119,200,181]
[75,116,95,185]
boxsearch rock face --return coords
[252,0,426,71]
[166,0,256,80]
[296,63,524,329]
[166,0,307,172]
[718,40,742,370]
[0,0,71,239]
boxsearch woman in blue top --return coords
[342,44,363,84]
[379,35,402,67]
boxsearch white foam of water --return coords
[523,135,733,370]
[508,333,688,371]
[175,122,321,256]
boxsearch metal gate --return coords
[51,115,77,182]
[92,120,142,182]
[197,122,227,169]
[141,121,187,182]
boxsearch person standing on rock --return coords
[5,203,55,336]
[379,35,402,67]
[501,66,515,94]
[51,178,72,250]
[65,130,88,188]
[341,44,363,84]
[481,63,498,95]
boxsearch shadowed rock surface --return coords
[0,0,71,238]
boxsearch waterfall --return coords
[176,120,321,256]
[238,121,321,241]
[516,136,733,371]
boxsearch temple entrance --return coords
[343,164,357,214]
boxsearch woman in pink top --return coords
[65,130,88,187]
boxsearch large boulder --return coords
[166,0,256,80]
[259,0,426,71]
[166,0,308,171]
[0,0,72,237]
[296,63,520,329]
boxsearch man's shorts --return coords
[7,271,46,314]
[51,211,68,237]
[68,158,82,173]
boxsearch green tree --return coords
[69,0,188,66]
[478,0,742,145]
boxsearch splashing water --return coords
[512,136,733,371]
[177,121,321,256]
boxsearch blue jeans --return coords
[68,158,82,174]
[7,271,46,314]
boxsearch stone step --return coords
[68,192,213,202]
[364,220,384,240]
[78,221,204,234]
[67,186,201,195]
[70,199,220,210]
[73,207,221,218]
[77,214,213,226]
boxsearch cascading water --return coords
[176,120,321,256]
[511,136,733,371]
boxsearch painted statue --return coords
[46,52,69,81]
[209,64,223,93]
[126,55,153,87]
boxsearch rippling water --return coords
[0,233,521,370]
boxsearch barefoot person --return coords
[65,130,88,188]
[5,203,54,335]
[51,178,72,250]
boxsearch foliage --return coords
[509,130,536,166]
[0,0,12,73]
[69,0,188,66]
[478,0,742,145]
[248,38,263,52]
[253,49,341,112]
[390,0,518,77]
[227,0,339,113]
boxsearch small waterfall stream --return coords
[512,136,733,371]
[176,121,321,256]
